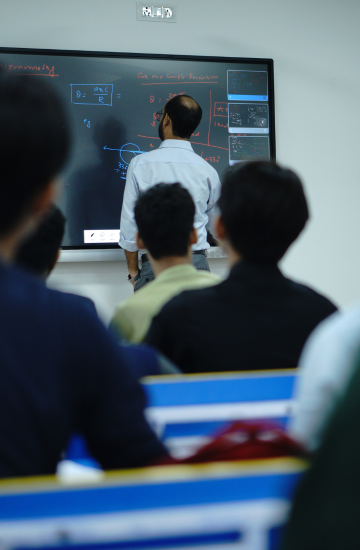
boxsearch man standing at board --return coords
[120,94,221,290]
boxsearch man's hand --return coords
[125,250,140,287]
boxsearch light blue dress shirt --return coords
[119,139,221,252]
[289,306,360,451]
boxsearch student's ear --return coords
[136,232,146,250]
[31,181,57,219]
[215,216,226,241]
[189,227,198,246]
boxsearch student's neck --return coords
[151,254,192,277]
[226,246,242,269]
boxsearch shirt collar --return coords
[155,264,197,282]
[159,139,194,151]
[229,260,284,281]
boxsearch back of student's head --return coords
[134,183,196,260]
[0,69,70,237]
[164,95,202,139]
[15,205,66,278]
[218,161,309,264]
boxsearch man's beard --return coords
[158,117,165,141]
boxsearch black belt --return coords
[141,250,206,264]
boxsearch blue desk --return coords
[141,370,297,456]
[65,370,297,466]
[0,457,306,550]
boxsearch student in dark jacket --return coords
[0,70,166,478]
[145,161,337,373]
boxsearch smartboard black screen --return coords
[0,49,275,249]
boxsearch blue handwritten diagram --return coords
[104,143,146,179]
[71,84,114,106]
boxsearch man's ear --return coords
[215,216,226,241]
[136,232,146,249]
[189,227,198,246]
[163,113,171,128]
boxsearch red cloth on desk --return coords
[180,421,306,464]
[152,420,306,466]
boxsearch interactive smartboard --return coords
[0,49,275,249]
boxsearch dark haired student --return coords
[0,71,166,477]
[111,183,221,342]
[145,161,337,373]
[15,204,66,279]
[15,204,98,316]
[120,94,221,290]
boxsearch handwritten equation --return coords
[103,142,146,179]
[200,153,220,163]
[70,84,114,106]
[213,102,228,118]
[139,89,229,158]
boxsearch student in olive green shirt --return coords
[110,183,221,342]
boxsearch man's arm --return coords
[125,250,139,280]
[206,171,222,240]
[120,159,140,278]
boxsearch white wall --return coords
[2,0,360,323]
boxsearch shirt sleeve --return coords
[205,170,221,239]
[289,311,358,452]
[119,158,140,252]
[109,305,134,343]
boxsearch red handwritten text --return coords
[214,102,228,118]
[167,74,185,81]
[0,63,58,77]
[189,74,218,81]
[168,92,185,99]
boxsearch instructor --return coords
[119,94,221,290]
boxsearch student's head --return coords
[134,183,196,260]
[217,161,309,264]
[0,70,70,240]
[158,95,202,140]
[15,205,66,279]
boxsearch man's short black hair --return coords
[218,161,309,264]
[15,205,66,278]
[0,70,70,237]
[164,95,202,139]
[134,183,196,260]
